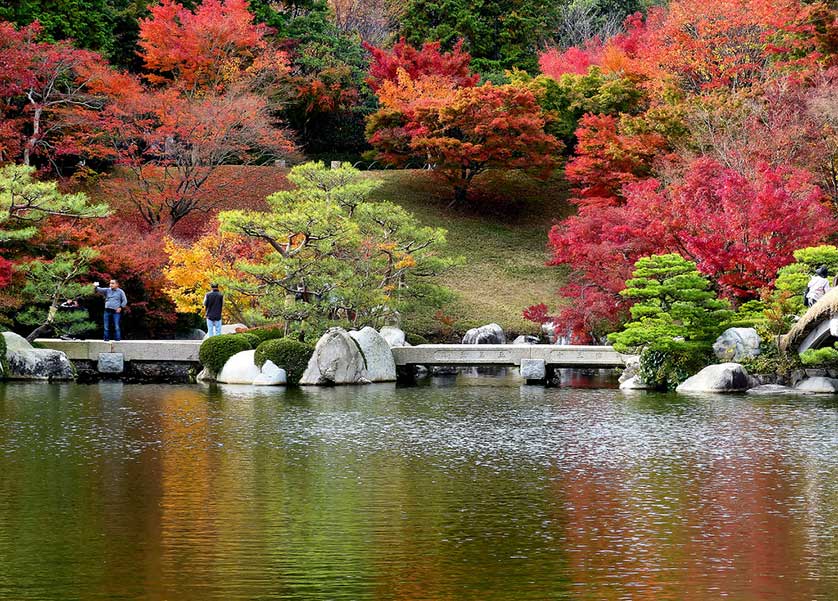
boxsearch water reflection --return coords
[0,383,836,600]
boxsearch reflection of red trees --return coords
[549,432,814,598]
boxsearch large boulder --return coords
[216,350,261,384]
[253,360,287,386]
[379,326,407,348]
[300,327,367,385]
[676,363,751,393]
[350,327,396,382]
[795,377,838,393]
[3,332,74,380]
[462,323,506,345]
[712,328,761,362]
[512,335,539,345]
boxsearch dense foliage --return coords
[527,0,838,341]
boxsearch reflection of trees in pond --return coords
[548,409,816,600]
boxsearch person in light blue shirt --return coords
[93,279,128,341]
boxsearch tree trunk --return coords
[23,106,42,167]
[25,303,57,343]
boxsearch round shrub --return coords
[199,334,253,375]
[405,333,429,346]
[234,332,261,349]
[247,327,285,344]
[254,338,315,386]
[638,347,712,391]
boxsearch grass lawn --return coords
[369,169,573,339]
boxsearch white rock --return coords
[795,376,838,393]
[618,354,641,384]
[216,350,261,384]
[300,327,367,385]
[676,363,750,393]
[379,326,406,348]
[253,360,287,386]
[196,368,215,382]
[619,375,653,390]
[713,327,761,362]
[747,384,799,395]
[513,335,539,345]
[350,327,396,382]
[462,323,506,344]
[3,331,33,353]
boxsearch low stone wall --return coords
[36,339,202,383]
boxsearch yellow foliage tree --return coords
[163,232,262,324]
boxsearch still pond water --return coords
[0,376,837,600]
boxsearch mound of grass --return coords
[370,170,571,340]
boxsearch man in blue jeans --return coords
[93,279,128,341]
[203,283,224,337]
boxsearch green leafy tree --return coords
[280,1,375,153]
[609,253,733,353]
[0,0,115,56]
[17,248,99,341]
[0,164,109,243]
[398,0,563,75]
[0,164,110,337]
[219,162,453,340]
[511,67,646,145]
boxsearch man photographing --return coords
[93,279,127,342]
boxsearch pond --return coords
[0,378,837,600]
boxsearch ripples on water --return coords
[0,378,837,600]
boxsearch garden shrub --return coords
[405,333,429,346]
[800,346,838,366]
[254,338,315,385]
[199,334,253,374]
[247,327,285,344]
[638,347,713,391]
[234,332,261,349]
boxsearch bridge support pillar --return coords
[396,364,417,384]
[545,365,560,387]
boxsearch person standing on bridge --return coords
[805,265,831,307]
[203,283,224,337]
[93,279,127,342]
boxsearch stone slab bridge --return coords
[35,339,627,382]
[393,344,627,381]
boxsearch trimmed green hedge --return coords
[247,327,285,344]
[254,338,315,386]
[199,334,253,374]
[234,332,261,349]
[800,346,838,366]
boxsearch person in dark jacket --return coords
[93,279,128,342]
[203,283,224,337]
